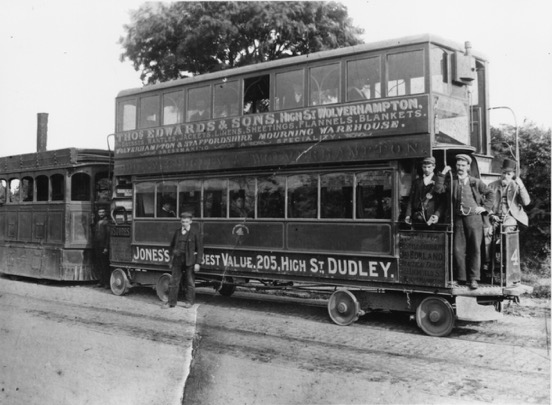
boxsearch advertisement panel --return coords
[130,244,398,283]
[115,95,429,158]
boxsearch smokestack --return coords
[37,113,48,152]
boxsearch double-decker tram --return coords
[0,146,112,280]
[110,34,530,336]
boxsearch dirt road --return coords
[1,276,549,405]
[0,277,196,405]
[184,289,550,404]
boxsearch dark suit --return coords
[93,217,110,285]
[406,174,443,225]
[435,174,494,282]
[168,225,204,306]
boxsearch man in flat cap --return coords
[163,212,203,309]
[434,154,494,289]
[405,156,443,227]
[483,159,531,272]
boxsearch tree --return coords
[119,1,364,84]
[491,122,551,274]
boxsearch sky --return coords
[0,0,551,157]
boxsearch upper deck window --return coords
[187,86,211,122]
[387,50,425,97]
[117,99,137,131]
[36,175,49,201]
[139,95,160,128]
[71,173,90,201]
[430,47,448,94]
[347,57,381,101]
[0,179,6,204]
[309,64,340,106]
[51,174,64,201]
[275,70,304,111]
[21,176,34,202]
[163,91,184,125]
[214,80,239,118]
[244,75,270,114]
[8,178,19,203]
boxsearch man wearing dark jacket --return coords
[434,154,495,289]
[405,156,443,227]
[163,212,203,309]
[93,208,111,288]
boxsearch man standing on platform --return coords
[435,154,494,289]
[163,212,203,309]
[405,156,443,227]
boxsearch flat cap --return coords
[180,212,193,219]
[455,154,472,165]
[422,156,436,165]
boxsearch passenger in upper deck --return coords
[405,156,443,227]
[347,76,367,102]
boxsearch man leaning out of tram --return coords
[434,154,495,289]
[482,158,531,272]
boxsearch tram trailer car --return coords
[0,148,112,281]
[108,33,531,336]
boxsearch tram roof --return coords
[117,33,488,98]
[0,148,111,174]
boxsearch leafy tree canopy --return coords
[120,1,364,84]
[491,121,551,271]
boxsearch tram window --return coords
[178,180,201,218]
[203,179,227,218]
[287,174,318,219]
[117,99,137,131]
[387,50,425,96]
[135,182,155,218]
[356,171,392,219]
[214,80,239,118]
[257,176,285,218]
[244,75,270,115]
[36,175,49,201]
[163,91,184,125]
[275,70,304,111]
[51,174,64,201]
[71,173,91,201]
[139,95,160,129]
[0,179,6,204]
[8,178,19,203]
[95,172,111,203]
[431,47,448,94]
[156,181,177,218]
[187,86,211,122]
[321,173,353,219]
[347,57,381,101]
[21,176,34,202]
[229,177,255,218]
[309,64,339,106]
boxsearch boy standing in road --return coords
[163,212,203,309]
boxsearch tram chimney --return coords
[464,41,472,56]
[37,112,48,152]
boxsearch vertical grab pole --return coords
[445,151,454,285]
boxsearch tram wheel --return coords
[110,268,130,296]
[416,296,455,337]
[216,277,236,297]
[328,290,361,326]
[156,273,171,302]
